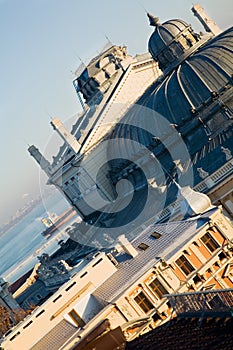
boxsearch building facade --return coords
[0,277,20,312]
[1,194,233,349]
[28,5,233,239]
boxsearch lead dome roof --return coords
[146,26,233,126]
[107,26,233,167]
[148,16,190,58]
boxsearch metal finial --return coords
[147,13,160,27]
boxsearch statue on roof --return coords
[221,146,232,161]
[197,167,209,179]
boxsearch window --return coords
[149,278,168,299]
[219,252,227,261]
[137,243,149,250]
[151,231,162,239]
[152,312,161,322]
[175,255,195,276]
[80,271,88,278]
[53,294,62,303]
[201,232,220,252]
[10,332,20,341]
[65,281,76,291]
[35,309,45,318]
[68,309,86,328]
[23,320,33,329]
[193,274,202,285]
[134,291,154,313]
[92,258,103,267]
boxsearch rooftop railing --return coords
[166,288,233,317]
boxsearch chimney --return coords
[118,235,138,258]
[192,3,222,36]
[28,145,52,176]
[50,118,81,154]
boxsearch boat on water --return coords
[41,207,77,238]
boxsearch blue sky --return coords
[0,0,232,225]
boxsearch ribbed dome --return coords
[108,26,233,167]
[148,18,190,57]
[148,14,205,73]
[146,27,233,128]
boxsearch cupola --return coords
[148,13,202,73]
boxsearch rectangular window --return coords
[134,291,154,314]
[137,243,149,250]
[10,332,20,341]
[149,278,168,299]
[35,309,45,318]
[68,309,86,328]
[23,320,33,329]
[92,258,103,267]
[201,232,220,252]
[175,255,195,276]
[65,281,76,292]
[150,231,162,239]
[53,294,62,303]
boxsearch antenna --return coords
[137,1,148,13]
[77,55,85,65]
[45,110,53,121]
[73,51,85,65]
[23,138,31,147]
[104,34,113,46]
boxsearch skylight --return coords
[138,243,149,250]
[151,231,162,239]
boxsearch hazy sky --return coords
[0,0,232,225]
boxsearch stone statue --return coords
[197,167,209,179]
[221,147,232,161]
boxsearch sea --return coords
[0,193,78,284]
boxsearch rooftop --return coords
[94,208,217,302]
[125,315,233,350]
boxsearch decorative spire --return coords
[147,13,160,27]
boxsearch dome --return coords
[108,26,233,169]
[146,27,233,133]
[148,14,204,72]
[148,16,189,55]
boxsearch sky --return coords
[0,0,232,226]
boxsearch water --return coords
[0,193,77,283]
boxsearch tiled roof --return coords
[30,319,77,350]
[125,316,233,350]
[9,269,33,294]
[94,211,214,302]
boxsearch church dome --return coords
[147,14,204,73]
